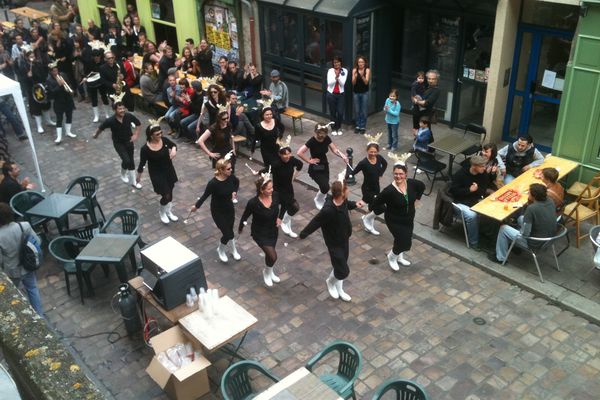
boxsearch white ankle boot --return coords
[314,191,326,210]
[387,250,400,271]
[43,111,56,126]
[334,279,351,302]
[230,239,241,260]
[92,106,99,122]
[34,115,44,133]
[166,203,178,221]
[269,267,280,283]
[120,168,129,183]
[325,271,339,299]
[398,252,411,266]
[281,212,298,238]
[159,204,169,224]
[217,243,228,262]
[362,212,380,235]
[262,268,273,287]
[54,127,62,144]
[129,170,142,189]
[101,104,110,119]
[65,123,76,138]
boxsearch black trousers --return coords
[328,242,350,280]
[113,140,135,170]
[308,165,330,194]
[54,107,73,126]
[89,86,109,107]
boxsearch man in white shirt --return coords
[326,56,347,136]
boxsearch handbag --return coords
[18,223,43,272]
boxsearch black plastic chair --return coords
[101,208,146,247]
[371,379,429,400]
[48,236,104,297]
[220,360,280,400]
[64,176,106,223]
[460,123,487,159]
[9,190,49,234]
[413,151,447,196]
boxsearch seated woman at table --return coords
[178,47,197,76]
[142,41,161,65]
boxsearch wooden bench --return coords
[282,107,304,135]
[233,134,247,154]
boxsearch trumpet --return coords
[56,73,74,95]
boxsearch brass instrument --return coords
[56,73,74,95]
[115,63,126,96]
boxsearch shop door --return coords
[503,25,573,151]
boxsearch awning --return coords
[258,0,369,17]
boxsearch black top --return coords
[353,155,388,193]
[195,175,240,210]
[305,136,333,164]
[98,113,141,143]
[158,55,175,87]
[243,74,263,98]
[353,68,369,93]
[137,137,177,174]
[251,120,284,157]
[99,62,121,92]
[239,193,280,239]
[373,180,426,223]
[45,73,75,107]
[269,157,303,203]
[0,176,23,204]
[207,123,233,155]
[299,196,357,247]
[222,69,244,92]
[195,49,214,77]
[449,167,489,207]
[422,86,440,111]
[204,99,222,126]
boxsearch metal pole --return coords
[345,147,356,185]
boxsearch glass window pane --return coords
[304,16,321,65]
[515,32,532,92]
[98,0,116,7]
[315,0,361,17]
[305,71,323,112]
[325,20,343,64]
[521,1,578,31]
[282,67,301,105]
[529,100,559,148]
[534,36,571,98]
[429,15,460,121]
[151,1,175,23]
[264,8,281,56]
[283,13,299,60]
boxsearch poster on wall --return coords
[204,3,239,73]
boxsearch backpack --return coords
[17,222,43,271]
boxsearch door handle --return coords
[457,78,463,84]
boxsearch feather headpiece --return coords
[364,132,383,145]
[148,116,165,128]
[217,102,230,114]
[224,150,235,161]
[20,44,33,53]
[48,60,58,69]
[89,40,109,52]
[316,121,335,131]
[277,135,292,150]
[387,152,412,166]
[260,166,272,184]
[109,91,126,103]
[257,98,273,108]
[335,167,347,184]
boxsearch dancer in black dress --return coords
[299,171,365,301]
[191,157,240,263]
[251,106,284,168]
[239,173,282,287]
[136,121,179,224]
[372,154,425,270]
[197,109,237,171]
[297,122,348,210]
[353,133,387,235]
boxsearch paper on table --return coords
[541,70,556,89]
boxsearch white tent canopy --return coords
[0,74,45,192]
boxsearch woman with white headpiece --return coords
[372,153,425,270]
[296,122,348,210]
[299,169,365,301]
[238,169,283,287]
[190,154,240,263]
[353,132,388,235]
[136,118,179,224]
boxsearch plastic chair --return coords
[64,176,106,223]
[459,123,487,159]
[371,379,429,400]
[48,236,105,298]
[220,360,280,400]
[9,190,49,233]
[413,151,447,196]
[64,222,103,242]
[305,340,362,400]
[101,208,146,247]
[502,224,568,283]
[588,225,600,274]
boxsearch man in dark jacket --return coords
[299,179,364,302]
[497,135,544,184]
[0,161,33,203]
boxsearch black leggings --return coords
[55,108,73,126]
[159,191,173,205]
[309,166,330,194]
[89,86,109,107]
[113,141,135,170]
[259,245,277,267]
[328,242,350,280]
[212,207,235,244]
[280,197,299,217]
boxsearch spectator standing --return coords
[351,55,370,134]
[410,71,427,135]
[383,88,401,150]
[196,39,214,77]
[158,45,176,89]
[414,70,441,123]
[326,56,348,136]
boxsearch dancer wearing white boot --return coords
[93,100,142,188]
[239,171,282,287]
[46,61,76,144]
[297,122,347,210]
[299,172,365,301]
[136,121,179,224]
[353,133,388,235]
[190,157,240,263]
[372,154,425,271]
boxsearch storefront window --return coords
[283,13,300,60]
[304,16,321,65]
[264,8,281,56]
[304,71,323,111]
[98,0,116,7]
[282,66,301,105]
[325,20,343,64]
[151,1,175,24]
[522,0,578,31]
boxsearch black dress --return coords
[373,179,426,253]
[239,193,280,247]
[305,135,332,193]
[206,122,234,168]
[353,155,388,205]
[137,137,178,195]
[195,175,239,243]
[269,157,303,216]
[252,120,284,167]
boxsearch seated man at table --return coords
[498,135,544,184]
[449,155,489,250]
[228,91,254,143]
[0,161,34,204]
[541,167,565,213]
[488,183,557,263]
[260,69,288,122]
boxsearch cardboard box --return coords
[146,326,211,400]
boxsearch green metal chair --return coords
[64,176,106,223]
[101,208,146,247]
[371,379,429,400]
[305,340,362,400]
[220,360,280,400]
[9,190,49,233]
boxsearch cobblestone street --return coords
[4,95,599,400]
